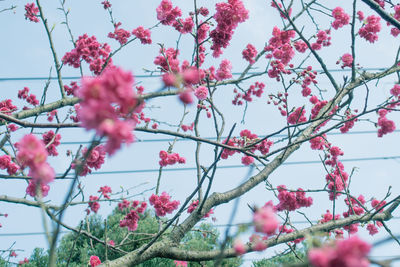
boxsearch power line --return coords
[3,129,398,147]
[58,155,400,176]
[2,217,400,236]
[0,68,390,82]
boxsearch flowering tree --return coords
[1,0,400,266]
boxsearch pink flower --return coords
[173,17,194,34]
[98,185,112,199]
[242,44,257,64]
[16,134,55,184]
[101,1,111,9]
[331,7,350,30]
[156,0,182,26]
[174,260,188,267]
[276,185,313,211]
[24,3,39,23]
[233,239,246,255]
[88,196,100,213]
[210,0,249,57]
[62,34,112,75]
[187,200,213,218]
[108,22,131,45]
[149,192,180,217]
[341,53,353,68]
[253,206,279,235]
[132,26,152,44]
[241,155,254,166]
[179,89,194,105]
[26,180,50,197]
[194,86,208,100]
[287,107,306,125]
[308,236,371,267]
[216,59,232,81]
[359,16,381,43]
[89,255,101,267]
[77,67,137,154]
[367,223,378,235]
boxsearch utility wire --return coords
[0,68,390,82]
[2,217,400,236]
[3,129,398,147]
[57,155,400,176]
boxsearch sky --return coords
[1,0,400,266]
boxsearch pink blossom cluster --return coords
[265,27,296,69]
[371,198,386,212]
[62,34,112,75]
[64,81,79,96]
[325,163,349,200]
[390,5,400,37]
[47,110,57,122]
[233,239,246,255]
[287,107,306,125]
[340,110,358,133]
[174,261,188,267]
[26,180,50,197]
[42,131,61,156]
[253,206,279,235]
[270,1,292,19]
[98,185,112,199]
[159,150,186,167]
[377,109,396,137]
[24,3,39,23]
[359,16,381,43]
[311,30,331,50]
[156,0,182,26]
[132,26,152,44]
[279,225,305,244]
[187,200,214,218]
[18,87,39,106]
[108,22,131,45]
[249,234,268,251]
[16,134,55,191]
[72,145,106,176]
[173,17,194,34]
[221,130,273,164]
[298,66,317,97]
[76,67,137,154]
[149,192,180,217]
[308,236,371,267]
[374,0,385,8]
[155,47,180,72]
[194,86,208,100]
[310,134,329,151]
[0,99,17,116]
[319,210,341,224]
[18,258,30,265]
[331,7,350,30]
[119,201,147,231]
[181,122,194,132]
[89,255,102,267]
[343,195,366,218]
[294,40,307,53]
[339,53,353,69]
[88,195,100,213]
[242,44,257,64]
[0,155,19,175]
[215,59,233,81]
[210,0,249,57]
[232,82,265,105]
[275,185,313,211]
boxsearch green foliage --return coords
[14,208,242,266]
[252,246,307,267]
